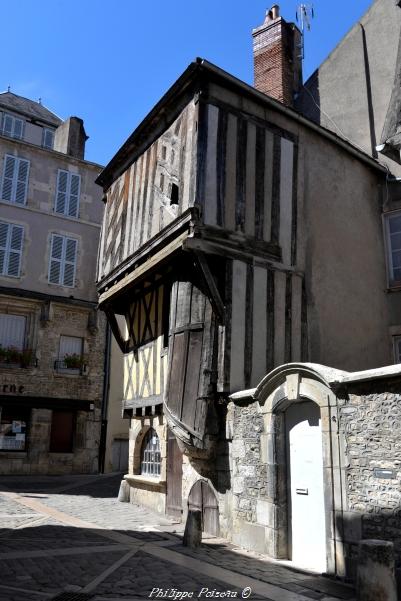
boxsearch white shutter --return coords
[55,170,68,214]
[49,234,64,284]
[63,237,77,287]
[15,159,29,204]
[43,128,54,149]
[13,118,23,140]
[1,155,29,204]
[0,314,26,350]
[388,214,401,282]
[68,174,80,217]
[0,222,23,277]
[59,335,82,359]
[7,225,24,276]
[0,222,7,274]
[1,155,16,202]
[2,115,13,137]
[49,234,78,287]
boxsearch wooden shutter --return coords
[0,222,24,277]
[42,128,54,149]
[13,118,23,139]
[15,159,29,204]
[2,114,13,137]
[164,281,216,444]
[0,222,7,274]
[55,170,68,214]
[1,155,16,202]
[0,314,26,350]
[7,225,24,276]
[49,234,63,284]
[49,235,77,287]
[49,411,74,453]
[68,174,80,218]
[59,335,82,359]
[1,156,29,204]
[63,237,77,286]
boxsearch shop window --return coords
[140,428,161,477]
[49,410,74,453]
[0,407,29,451]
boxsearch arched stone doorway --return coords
[251,364,344,574]
[188,479,220,536]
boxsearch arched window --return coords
[140,428,161,476]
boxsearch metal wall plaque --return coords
[373,468,396,479]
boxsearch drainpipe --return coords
[98,322,111,473]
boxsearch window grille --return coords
[140,428,161,477]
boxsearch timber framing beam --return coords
[193,250,225,323]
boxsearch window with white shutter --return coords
[0,314,26,350]
[55,170,81,218]
[48,234,78,287]
[0,221,24,277]
[386,212,401,286]
[1,114,24,140]
[42,128,54,149]
[1,155,30,204]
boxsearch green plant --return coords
[64,353,84,369]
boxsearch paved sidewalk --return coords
[0,474,355,601]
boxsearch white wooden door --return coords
[286,401,326,572]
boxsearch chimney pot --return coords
[271,5,280,19]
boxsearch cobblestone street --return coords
[0,474,356,601]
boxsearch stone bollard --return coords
[183,510,202,548]
[357,539,397,601]
[117,479,130,502]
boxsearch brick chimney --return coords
[252,5,302,107]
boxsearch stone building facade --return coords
[0,91,107,475]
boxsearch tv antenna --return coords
[296,3,314,60]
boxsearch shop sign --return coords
[1,383,25,394]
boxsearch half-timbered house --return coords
[96,8,394,574]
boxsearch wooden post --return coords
[357,540,397,601]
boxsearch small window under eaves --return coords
[170,183,179,205]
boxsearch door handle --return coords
[295,488,308,495]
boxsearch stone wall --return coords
[338,378,401,580]
[0,295,106,475]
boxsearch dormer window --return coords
[1,113,24,140]
[42,128,54,150]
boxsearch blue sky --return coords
[2,0,372,166]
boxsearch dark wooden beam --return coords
[192,251,225,323]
